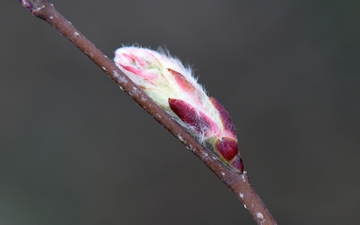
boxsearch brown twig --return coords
[19,0,277,224]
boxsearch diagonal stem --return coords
[19,0,277,224]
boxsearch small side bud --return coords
[230,156,244,173]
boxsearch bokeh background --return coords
[1,1,359,224]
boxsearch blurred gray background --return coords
[1,0,359,224]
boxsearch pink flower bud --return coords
[114,47,243,173]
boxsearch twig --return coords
[19,0,277,224]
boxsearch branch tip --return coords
[20,0,48,13]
